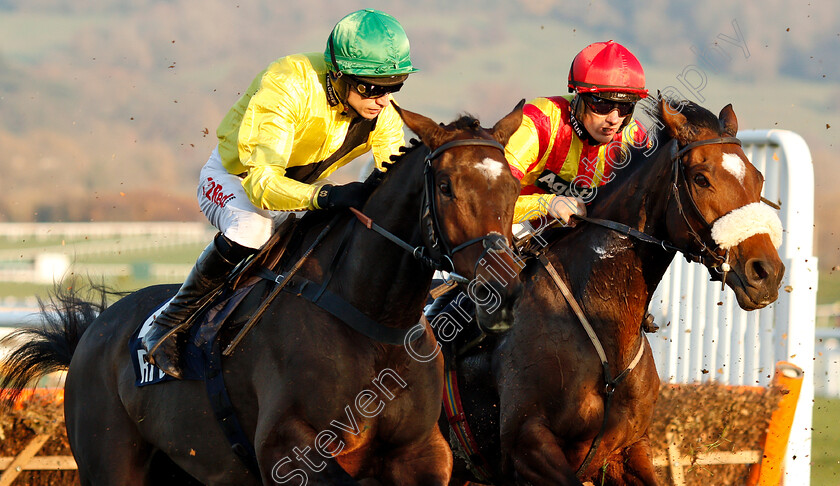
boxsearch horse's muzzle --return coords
[473,279,522,334]
[727,258,785,310]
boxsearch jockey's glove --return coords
[315,182,371,210]
[548,195,587,226]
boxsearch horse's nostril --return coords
[747,258,770,283]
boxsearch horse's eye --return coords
[693,173,710,188]
[438,180,453,197]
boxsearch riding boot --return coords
[143,233,255,379]
[425,286,483,360]
[424,285,460,320]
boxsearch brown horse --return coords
[0,104,525,485]
[441,98,785,486]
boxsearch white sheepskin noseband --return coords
[711,202,782,249]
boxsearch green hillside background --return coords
[1,0,838,270]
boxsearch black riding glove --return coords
[315,182,370,210]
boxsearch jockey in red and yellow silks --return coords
[505,40,650,225]
[499,41,662,334]
[506,95,648,223]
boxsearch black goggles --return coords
[346,76,403,99]
[582,94,636,117]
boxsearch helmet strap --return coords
[326,73,354,117]
[569,95,601,145]
[327,32,356,116]
[327,32,343,78]
[325,74,341,108]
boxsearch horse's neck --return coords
[333,151,434,328]
[558,142,678,346]
[590,139,678,287]
[590,141,673,236]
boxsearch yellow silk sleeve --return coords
[513,193,555,224]
[236,61,320,211]
[505,115,545,187]
[240,165,318,211]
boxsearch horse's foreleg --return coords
[503,417,583,486]
[380,428,452,486]
[257,417,359,486]
[604,436,659,486]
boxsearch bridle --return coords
[512,133,781,479]
[669,136,742,283]
[352,138,514,284]
[574,136,748,280]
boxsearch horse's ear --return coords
[491,99,525,147]
[391,101,447,149]
[719,104,738,137]
[659,97,696,144]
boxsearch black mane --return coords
[634,95,725,141]
[449,114,482,132]
[366,113,488,188]
[604,94,724,190]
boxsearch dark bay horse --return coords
[1,104,526,485]
[442,98,785,486]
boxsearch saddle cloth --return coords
[129,286,250,387]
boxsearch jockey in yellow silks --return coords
[215,52,406,213]
[143,9,417,379]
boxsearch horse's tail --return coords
[0,284,111,408]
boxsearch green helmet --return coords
[325,9,418,82]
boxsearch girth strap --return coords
[223,213,343,356]
[204,335,261,476]
[255,268,422,346]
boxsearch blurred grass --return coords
[812,397,840,485]
[0,276,178,301]
[819,270,840,305]
[0,240,206,299]
[74,245,205,265]
[0,237,101,251]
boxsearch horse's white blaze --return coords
[722,153,746,185]
[475,157,504,179]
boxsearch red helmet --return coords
[568,40,648,101]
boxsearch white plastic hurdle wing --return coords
[648,129,817,485]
